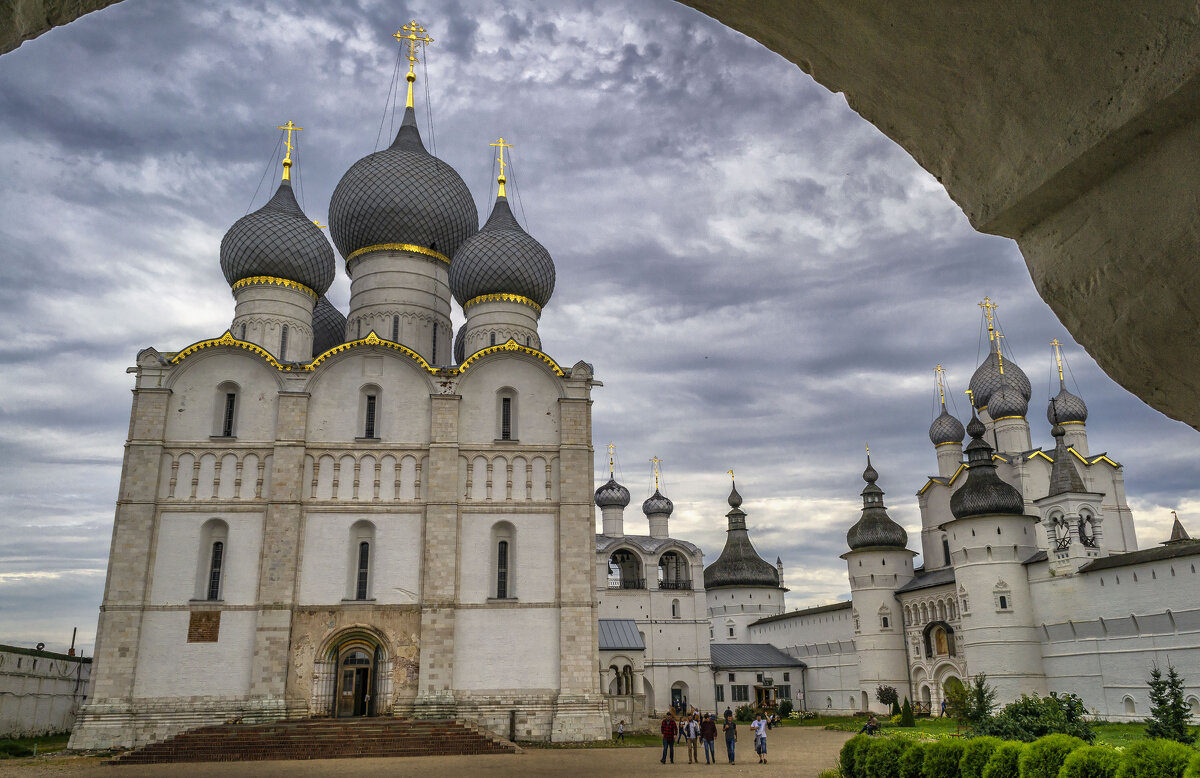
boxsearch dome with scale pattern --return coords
[929,407,966,446]
[969,348,1031,410]
[1048,385,1088,425]
[450,195,555,308]
[989,379,1029,420]
[219,180,334,294]
[642,490,673,516]
[595,478,631,508]
[312,295,346,356]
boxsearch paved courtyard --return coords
[6,726,850,777]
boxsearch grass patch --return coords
[0,732,71,758]
[815,715,1153,748]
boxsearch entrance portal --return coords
[335,647,375,717]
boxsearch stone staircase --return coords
[108,717,520,764]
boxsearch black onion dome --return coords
[328,107,478,263]
[1047,385,1088,425]
[312,295,347,356]
[950,413,1026,519]
[642,490,674,516]
[704,487,780,589]
[728,484,743,508]
[846,457,908,550]
[929,407,966,446]
[989,379,1029,419]
[969,348,1032,410]
[595,478,631,508]
[450,196,556,308]
[220,180,334,294]
[453,325,466,364]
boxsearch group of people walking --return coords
[655,708,771,765]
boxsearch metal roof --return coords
[751,601,851,626]
[598,619,645,651]
[1078,540,1200,573]
[709,643,805,669]
[895,566,956,593]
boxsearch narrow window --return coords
[942,538,951,565]
[364,395,377,438]
[239,323,246,340]
[222,393,236,437]
[526,336,531,346]
[356,319,362,339]
[207,541,224,600]
[392,315,399,342]
[497,540,509,598]
[999,595,1008,610]
[432,322,438,363]
[355,541,369,600]
[490,332,496,346]
[501,397,512,440]
[728,673,735,682]
[882,616,890,628]
[715,685,724,702]
[279,324,289,360]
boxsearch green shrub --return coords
[892,700,902,717]
[1059,745,1123,778]
[1184,751,1200,778]
[898,742,928,778]
[923,739,967,778]
[778,698,794,718]
[1145,664,1199,746]
[1018,733,1086,778]
[860,737,910,778]
[978,693,1094,743]
[816,769,843,778]
[735,704,755,722]
[960,735,1003,778]
[840,734,871,778]
[0,740,35,758]
[981,741,1024,778]
[900,696,916,727]
[1117,738,1194,778]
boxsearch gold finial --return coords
[489,137,514,198]
[650,456,662,491]
[277,120,302,182]
[996,334,1006,375]
[978,296,998,342]
[934,364,948,406]
[1051,338,1066,384]
[394,21,434,109]
[865,442,870,456]
[312,220,326,229]
[607,442,616,478]
[727,469,735,486]
[965,387,976,409]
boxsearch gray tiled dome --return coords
[450,196,555,308]
[453,325,466,364]
[969,349,1031,410]
[328,107,477,265]
[642,489,674,516]
[1047,385,1088,425]
[704,485,780,589]
[595,478,631,508]
[950,413,1026,519]
[929,407,966,446]
[312,295,347,356]
[988,379,1029,420]
[219,180,334,294]
[846,458,908,550]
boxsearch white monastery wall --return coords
[0,648,91,737]
[458,512,557,604]
[452,609,560,691]
[131,611,256,699]
[296,512,423,605]
[456,359,561,446]
[162,353,280,442]
[303,354,433,444]
[150,512,264,605]
[708,586,785,643]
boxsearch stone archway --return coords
[5,2,1200,425]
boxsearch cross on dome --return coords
[277,120,302,181]
[393,21,434,108]
[490,137,514,197]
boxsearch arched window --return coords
[942,536,951,565]
[196,519,229,601]
[497,540,510,598]
[359,385,381,440]
[356,319,362,339]
[1123,696,1136,715]
[491,522,516,599]
[607,548,644,589]
[671,598,681,619]
[489,332,497,347]
[994,580,1012,611]
[1187,696,1200,716]
[347,521,375,600]
[657,551,690,589]
[431,322,438,363]
[214,381,240,437]
[391,315,399,342]
[279,324,289,360]
[496,388,518,441]
[239,322,246,340]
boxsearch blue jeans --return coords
[726,738,736,763]
[661,737,674,763]
[703,738,716,763]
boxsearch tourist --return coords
[660,713,677,764]
[616,720,624,742]
[677,710,687,744]
[858,714,880,735]
[700,713,717,764]
[751,713,768,764]
[722,714,737,765]
[685,714,700,763]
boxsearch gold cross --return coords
[650,456,662,491]
[934,364,947,405]
[312,220,326,229]
[490,137,514,197]
[277,120,302,181]
[1051,338,1065,383]
[607,442,615,478]
[978,296,998,340]
[996,333,1006,374]
[394,21,434,108]
[727,469,735,486]
[964,388,975,408]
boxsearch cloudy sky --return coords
[2,0,1197,655]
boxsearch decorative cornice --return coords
[463,293,542,314]
[170,331,286,370]
[308,331,433,372]
[231,276,317,300]
[458,338,564,377]
[934,441,962,448]
[346,243,450,264]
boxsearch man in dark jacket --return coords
[700,713,718,764]
[660,714,677,764]
[722,715,738,765]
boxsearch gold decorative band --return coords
[232,276,317,300]
[462,293,542,314]
[934,441,962,448]
[1059,420,1085,425]
[346,243,450,264]
[991,414,1026,421]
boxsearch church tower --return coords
[1047,339,1090,455]
[843,456,915,713]
[595,444,631,537]
[967,298,1032,454]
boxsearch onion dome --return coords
[969,346,1032,410]
[929,406,966,446]
[219,179,335,294]
[846,457,908,550]
[704,483,781,589]
[642,490,674,516]
[950,412,1026,519]
[312,295,347,356]
[595,478,631,508]
[328,106,477,264]
[453,325,466,364]
[450,195,556,308]
[1047,385,1088,425]
[988,378,1029,420]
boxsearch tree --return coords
[942,674,996,728]
[900,696,916,727]
[1145,663,1197,745]
[877,684,900,708]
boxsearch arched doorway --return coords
[335,645,375,717]
[644,678,656,717]
[671,680,689,713]
[314,627,390,719]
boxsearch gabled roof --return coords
[709,643,805,670]
[598,619,645,651]
[895,566,956,593]
[751,601,852,626]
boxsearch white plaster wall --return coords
[0,650,91,737]
[163,352,281,443]
[707,586,786,643]
[150,512,264,605]
[297,512,423,605]
[452,608,559,691]
[131,610,256,698]
[459,513,557,604]
[748,605,854,647]
[304,352,433,444]
[456,357,561,446]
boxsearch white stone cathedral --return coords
[70,37,610,748]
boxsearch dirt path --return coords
[4,726,850,777]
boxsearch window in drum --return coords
[207,541,224,601]
[392,315,399,342]
[432,322,438,363]
[355,542,370,600]
[364,394,378,439]
[279,324,289,360]
[496,540,509,598]
[490,332,496,346]
[222,393,236,437]
[501,397,512,440]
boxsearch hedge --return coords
[1058,745,1124,778]
[981,741,1024,778]
[1116,739,1195,778]
[898,740,928,778]
[924,739,967,778]
[960,736,1004,778]
[839,734,871,778]
[1018,733,1086,778]
[1183,751,1200,778]
[860,736,911,778]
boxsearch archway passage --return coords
[336,647,374,717]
